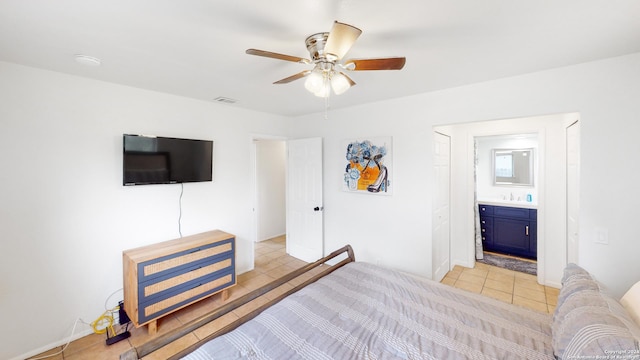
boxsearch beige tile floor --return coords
[441,261,559,314]
[29,238,558,359]
[28,235,311,360]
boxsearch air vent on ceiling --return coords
[213,96,238,104]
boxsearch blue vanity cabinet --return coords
[479,205,494,248]
[479,204,537,259]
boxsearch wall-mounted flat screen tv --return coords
[123,134,213,186]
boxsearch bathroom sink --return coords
[477,198,537,209]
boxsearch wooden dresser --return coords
[123,230,235,334]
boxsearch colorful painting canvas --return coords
[342,137,392,195]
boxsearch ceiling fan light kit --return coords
[304,67,351,97]
[304,69,325,95]
[330,72,351,95]
[246,21,406,98]
[305,66,349,98]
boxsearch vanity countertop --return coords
[477,198,537,209]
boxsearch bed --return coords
[120,246,640,360]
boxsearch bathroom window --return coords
[495,153,513,178]
[493,149,534,186]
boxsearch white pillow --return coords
[620,281,640,326]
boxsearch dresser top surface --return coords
[123,230,234,261]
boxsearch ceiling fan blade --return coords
[344,57,406,71]
[341,72,356,87]
[246,49,311,64]
[273,70,311,84]
[324,21,362,60]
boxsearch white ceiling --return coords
[2,0,639,117]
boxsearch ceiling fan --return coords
[246,21,406,97]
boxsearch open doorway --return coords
[433,112,579,288]
[251,136,324,269]
[474,134,539,275]
[252,138,287,266]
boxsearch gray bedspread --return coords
[184,262,554,360]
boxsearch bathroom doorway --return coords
[474,134,539,275]
[433,112,580,287]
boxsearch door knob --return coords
[313,206,322,211]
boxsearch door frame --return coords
[467,129,547,284]
[249,133,288,269]
[470,130,545,285]
[432,131,451,281]
[566,120,580,264]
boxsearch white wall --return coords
[4,51,640,359]
[255,140,286,241]
[291,52,640,298]
[0,61,290,360]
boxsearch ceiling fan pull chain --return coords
[324,95,329,120]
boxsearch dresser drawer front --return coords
[138,271,235,324]
[139,239,233,283]
[140,257,233,301]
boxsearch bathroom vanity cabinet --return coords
[479,204,537,259]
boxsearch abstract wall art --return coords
[342,137,392,195]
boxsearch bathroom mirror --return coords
[493,148,534,186]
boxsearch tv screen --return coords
[123,134,213,186]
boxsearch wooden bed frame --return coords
[120,245,356,360]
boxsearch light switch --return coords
[594,228,609,245]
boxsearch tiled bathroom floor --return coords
[441,262,559,313]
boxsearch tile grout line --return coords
[447,265,555,314]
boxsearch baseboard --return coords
[544,280,561,289]
[257,232,286,242]
[237,264,254,275]
[11,328,93,360]
[451,259,474,270]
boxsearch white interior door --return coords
[433,132,451,281]
[287,137,324,262]
[567,121,580,264]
